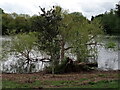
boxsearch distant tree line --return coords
[1,2,120,36]
[0,8,38,35]
[91,2,120,35]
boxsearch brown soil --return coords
[2,70,119,84]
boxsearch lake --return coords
[97,36,120,70]
[0,36,120,73]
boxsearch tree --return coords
[32,6,62,75]
[13,16,30,33]
[93,2,120,35]
[1,6,104,74]
[115,1,120,17]
[2,32,39,73]
[11,12,18,18]
[2,13,14,35]
[60,13,103,62]
[33,6,103,73]
[0,8,3,35]
[0,8,4,14]
[2,11,31,35]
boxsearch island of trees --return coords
[0,2,120,75]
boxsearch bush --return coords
[44,58,96,74]
[105,42,116,49]
[44,57,75,74]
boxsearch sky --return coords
[0,0,120,20]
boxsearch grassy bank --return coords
[2,79,119,88]
[2,71,119,89]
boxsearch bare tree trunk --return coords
[77,52,81,63]
[52,62,55,76]
[51,54,55,77]
[26,52,30,73]
[27,62,30,73]
[60,40,65,63]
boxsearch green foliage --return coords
[1,5,104,74]
[45,57,84,74]
[61,12,103,62]
[2,13,14,35]
[92,2,120,35]
[115,2,120,17]
[0,8,4,14]
[2,79,119,88]
[45,57,95,74]
[32,6,64,75]
[13,16,29,33]
[105,42,116,49]
[54,59,67,74]
[98,74,106,77]
[2,11,31,35]
[9,32,38,53]
[45,58,68,74]
[33,6,62,56]
[2,32,39,73]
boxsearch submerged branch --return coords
[64,47,73,51]
[30,58,51,62]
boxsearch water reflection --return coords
[97,36,119,70]
[1,36,120,73]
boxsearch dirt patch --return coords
[2,70,119,84]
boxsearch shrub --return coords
[105,42,116,49]
[44,57,75,74]
[44,58,96,74]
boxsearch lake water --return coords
[0,36,120,73]
[98,36,120,70]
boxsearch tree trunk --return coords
[60,40,65,63]
[51,54,55,77]
[26,52,30,73]
[27,62,30,73]
[76,50,82,63]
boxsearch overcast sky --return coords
[0,0,119,20]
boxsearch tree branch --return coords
[86,42,102,46]
[31,58,51,62]
[64,47,73,51]
[89,35,97,41]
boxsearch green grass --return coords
[98,74,106,77]
[2,79,119,88]
[79,78,88,81]
[2,80,41,88]
[84,80,118,88]
[43,80,79,87]
[62,80,119,88]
